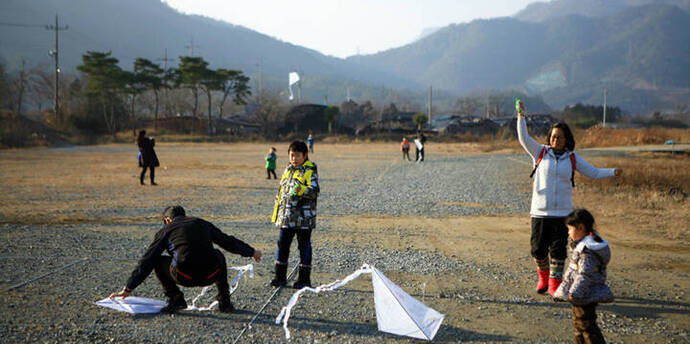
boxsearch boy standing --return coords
[265,147,278,179]
[270,141,319,289]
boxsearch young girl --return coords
[554,209,613,344]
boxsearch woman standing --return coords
[516,101,621,296]
[137,130,160,185]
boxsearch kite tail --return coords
[186,264,254,312]
[276,264,374,339]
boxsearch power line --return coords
[0,22,46,28]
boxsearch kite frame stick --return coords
[231,263,299,344]
[6,257,89,291]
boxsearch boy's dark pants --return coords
[572,303,606,344]
[530,217,568,260]
[267,169,277,179]
[154,250,229,298]
[276,227,312,266]
[402,150,410,161]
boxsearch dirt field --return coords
[0,142,688,343]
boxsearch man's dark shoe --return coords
[160,294,187,314]
[151,182,158,186]
[217,295,235,313]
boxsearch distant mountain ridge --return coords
[0,0,417,104]
[514,0,690,22]
[1,0,687,114]
[351,2,690,112]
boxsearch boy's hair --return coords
[566,208,603,242]
[288,141,309,155]
[163,205,185,220]
[271,147,277,152]
[548,122,575,151]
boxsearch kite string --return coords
[6,257,89,291]
[275,264,374,339]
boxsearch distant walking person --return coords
[401,137,411,161]
[137,130,160,185]
[266,147,278,179]
[516,100,621,296]
[414,131,426,162]
[306,131,314,153]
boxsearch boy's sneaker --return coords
[160,294,187,314]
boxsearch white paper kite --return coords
[288,72,300,100]
[95,296,167,314]
[95,264,254,314]
[276,264,444,341]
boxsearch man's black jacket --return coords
[126,216,255,291]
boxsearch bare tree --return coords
[247,89,288,138]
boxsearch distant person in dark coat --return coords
[108,205,263,314]
[137,130,160,185]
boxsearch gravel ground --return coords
[0,145,687,343]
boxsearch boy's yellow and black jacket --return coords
[272,160,319,229]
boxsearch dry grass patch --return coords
[574,153,689,240]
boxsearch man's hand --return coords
[109,288,131,299]
[614,168,623,177]
[253,250,262,262]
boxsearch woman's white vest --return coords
[517,116,616,217]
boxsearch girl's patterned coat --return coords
[553,235,614,305]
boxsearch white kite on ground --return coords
[95,296,167,314]
[288,72,300,100]
[275,264,444,341]
[95,264,254,314]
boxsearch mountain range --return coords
[1,0,688,114]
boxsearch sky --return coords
[163,0,541,58]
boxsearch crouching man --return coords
[109,205,262,313]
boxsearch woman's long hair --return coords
[137,130,146,146]
[547,122,575,151]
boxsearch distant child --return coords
[306,131,314,153]
[401,137,411,161]
[270,141,319,289]
[553,209,613,344]
[266,147,278,179]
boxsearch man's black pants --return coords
[276,227,312,266]
[154,249,229,298]
[530,217,568,260]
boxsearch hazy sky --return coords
[163,0,540,58]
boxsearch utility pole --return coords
[46,14,68,125]
[186,38,200,56]
[157,48,174,118]
[602,88,607,128]
[427,86,432,130]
